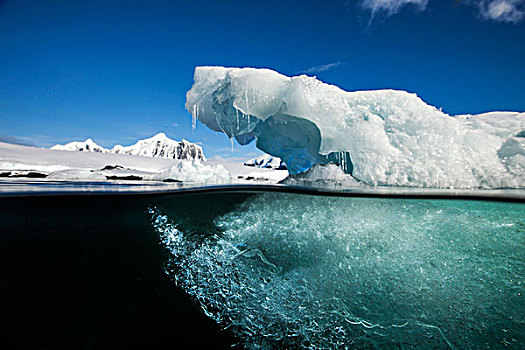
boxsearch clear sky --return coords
[1,0,524,159]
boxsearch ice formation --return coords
[282,163,363,187]
[151,194,524,349]
[147,161,231,184]
[186,67,525,188]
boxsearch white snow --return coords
[0,141,285,184]
[146,161,231,184]
[207,156,289,183]
[244,154,286,169]
[51,138,109,153]
[236,170,289,183]
[186,66,525,188]
[111,133,205,161]
[51,133,205,161]
[1,141,179,173]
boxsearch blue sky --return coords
[0,0,524,159]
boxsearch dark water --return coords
[1,190,524,349]
[0,193,249,349]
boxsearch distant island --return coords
[51,132,205,161]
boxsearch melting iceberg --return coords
[186,67,525,188]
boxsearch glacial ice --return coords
[151,194,525,349]
[186,67,525,188]
[147,161,231,184]
[282,163,363,187]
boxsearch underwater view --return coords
[1,187,523,349]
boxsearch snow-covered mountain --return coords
[111,133,205,161]
[50,139,108,153]
[51,133,205,161]
[244,154,287,170]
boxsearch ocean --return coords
[1,184,523,349]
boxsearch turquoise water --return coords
[152,193,524,349]
[1,187,524,349]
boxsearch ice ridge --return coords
[186,66,525,188]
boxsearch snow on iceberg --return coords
[244,154,287,170]
[147,161,231,184]
[186,66,525,188]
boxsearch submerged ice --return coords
[151,194,524,349]
[186,67,525,188]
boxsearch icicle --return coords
[192,105,198,130]
[245,88,249,114]
[230,137,234,152]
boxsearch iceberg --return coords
[147,161,231,184]
[282,163,363,187]
[186,67,525,188]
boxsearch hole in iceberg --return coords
[254,114,354,175]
